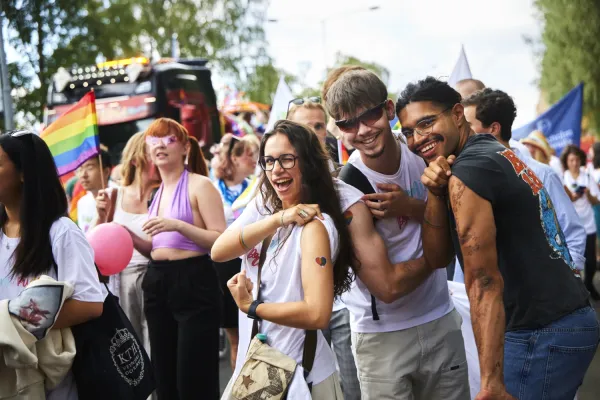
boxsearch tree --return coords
[4,0,139,125]
[535,0,600,133]
[4,0,270,125]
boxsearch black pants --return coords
[143,255,222,400]
[584,234,599,297]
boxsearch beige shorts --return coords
[352,309,470,400]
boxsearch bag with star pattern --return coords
[231,335,297,399]
[227,236,317,399]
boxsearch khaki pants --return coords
[352,309,470,400]
[311,372,344,399]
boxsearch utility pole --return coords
[0,10,14,131]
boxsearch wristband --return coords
[248,300,264,320]
[239,227,250,251]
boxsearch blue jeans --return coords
[504,306,599,400]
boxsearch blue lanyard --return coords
[218,179,248,205]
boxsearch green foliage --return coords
[3,0,269,125]
[4,0,140,125]
[535,0,600,133]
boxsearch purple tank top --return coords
[148,169,206,253]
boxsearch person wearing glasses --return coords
[212,133,260,370]
[213,120,356,398]
[126,118,226,400]
[0,130,105,398]
[398,76,597,400]
[326,69,469,399]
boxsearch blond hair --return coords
[120,132,150,187]
[287,101,327,122]
[214,134,259,181]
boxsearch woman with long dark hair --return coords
[212,120,355,398]
[126,118,226,400]
[0,130,105,398]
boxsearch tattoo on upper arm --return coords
[459,233,481,256]
[315,257,327,268]
[450,179,466,214]
[343,210,353,225]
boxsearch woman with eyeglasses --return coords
[212,133,260,370]
[0,130,105,398]
[127,118,226,399]
[212,120,355,398]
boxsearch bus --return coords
[44,57,221,164]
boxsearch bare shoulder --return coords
[300,219,330,246]
[188,172,213,187]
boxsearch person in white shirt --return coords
[212,120,353,398]
[0,130,105,399]
[326,69,468,399]
[94,132,160,359]
[562,144,600,299]
[76,150,115,233]
[287,98,360,399]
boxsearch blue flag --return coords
[512,83,583,156]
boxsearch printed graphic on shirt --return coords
[499,149,577,274]
[8,285,64,340]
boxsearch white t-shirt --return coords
[550,155,564,180]
[564,169,599,235]
[231,214,338,391]
[345,143,453,333]
[229,180,363,389]
[0,217,107,399]
[76,182,119,234]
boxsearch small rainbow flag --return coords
[41,91,100,176]
[337,139,350,165]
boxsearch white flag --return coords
[448,45,472,88]
[266,76,294,131]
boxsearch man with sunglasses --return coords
[326,69,468,399]
[397,76,596,400]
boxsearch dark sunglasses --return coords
[334,101,387,133]
[227,135,241,156]
[287,96,321,117]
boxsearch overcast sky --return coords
[264,0,542,127]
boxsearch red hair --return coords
[145,118,189,141]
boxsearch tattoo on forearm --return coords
[315,257,327,268]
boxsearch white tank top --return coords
[112,188,150,266]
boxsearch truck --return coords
[44,56,222,164]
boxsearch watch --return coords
[248,300,264,320]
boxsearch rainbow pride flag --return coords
[41,91,99,176]
[337,139,350,165]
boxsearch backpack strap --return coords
[337,162,380,321]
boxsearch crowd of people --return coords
[0,65,599,400]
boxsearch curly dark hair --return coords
[258,120,356,297]
[560,144,586,171]
[396,76,461,116]
[461,88,517,142]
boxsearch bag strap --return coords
[249,234,318,379]
[337,163,380,321]
[106,188,119,223]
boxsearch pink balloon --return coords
[86,223,134,276]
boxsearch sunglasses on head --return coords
[226,135,241,156]
[287,96,321,117]
[334,100,388,134]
